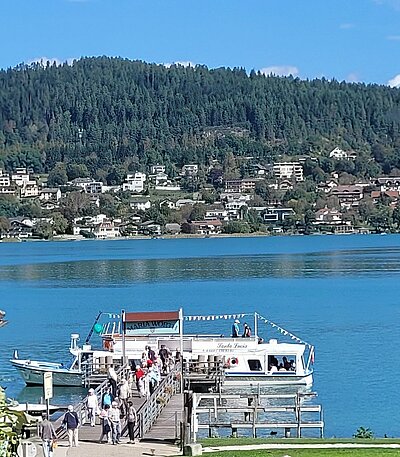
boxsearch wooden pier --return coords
[188,392,324,440]
[52,360,324,447]
[54,362,182,443]
[143,392,183,442]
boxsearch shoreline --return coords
[1,230,388,244]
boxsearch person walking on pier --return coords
[159,344,172,374]
[127,400,137,444]
[62,405,79,447]
[39,413,57,457]
[118,378,129,417]
[135,365,145,397]
[102,387,113,408]
[98,404,112,444]
[87,388,99,427]
[109,401,121,445]
[108,365,118,397]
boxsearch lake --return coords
[1,234,399,438]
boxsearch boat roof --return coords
[95,309,313,349]
[124,311,180,322]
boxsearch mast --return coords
[85,311,103,343]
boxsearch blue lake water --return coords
[1,234,400,438]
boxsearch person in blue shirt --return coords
[232,319,240,338]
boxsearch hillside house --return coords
[181,164,199,177]
[129,198,151,211]
[263,207,295,223]
[273,162,303,182]
[314,208,343,225]
[370,190,399,207]
[375,177,400,192]
[329,147,357,160]
[204,207,229,221]
[20,182,39,198]
[5,217,34,239]
[224,178,260,193]
[92,219,120,239]
[123,173,147,193]
[139,221,162,236]
[190,219,222,235]
[150,164,166,174]
[40,188,62,202]
[329,185,363,208]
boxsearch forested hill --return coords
[0,57,400,175]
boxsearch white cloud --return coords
[27,57,75,67]
[259,65,299,77]
[388,74,400,87]
[339,23,355,29]
[387,35,400,40]
[373,0,400,10]
[346,73,359,83]
[164,61,196,68]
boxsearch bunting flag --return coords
[256,312,313,349]
[183,311,313,350]
[184,313,248,321]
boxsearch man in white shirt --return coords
[87,388,99,426]
[109,401,121,445]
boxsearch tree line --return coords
[0,57,400,182]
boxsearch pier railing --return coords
[190,391,324,440]
[132,365,182,439]
[54,362,131,438]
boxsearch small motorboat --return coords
[0,309,7,328]
[10,349,84,387]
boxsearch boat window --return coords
[268,355,296,371]
[248,359,262,371]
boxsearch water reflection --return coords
[1,248,400,287]
[15,386,86,408]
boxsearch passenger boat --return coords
[101,310,315,388]
[11,309,314,389]
[0,309,7,328]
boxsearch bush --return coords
[353,426,374,438]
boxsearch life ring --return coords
[224,357,239,368]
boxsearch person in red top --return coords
[134,365,145,396]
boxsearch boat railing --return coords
[183,359,225,392]
[54,362,131,438]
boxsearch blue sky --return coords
[1,0,400,87]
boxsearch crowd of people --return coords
[267,355,296,372]
[54,343,176,450]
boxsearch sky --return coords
[1,0,400,87]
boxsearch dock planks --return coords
[143,393,183,442]
[76,393,145,443]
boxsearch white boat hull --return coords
[10,360,83,387]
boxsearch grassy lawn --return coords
[198,438,400,456]
[204,450,400,457]
[200,438,400,446]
